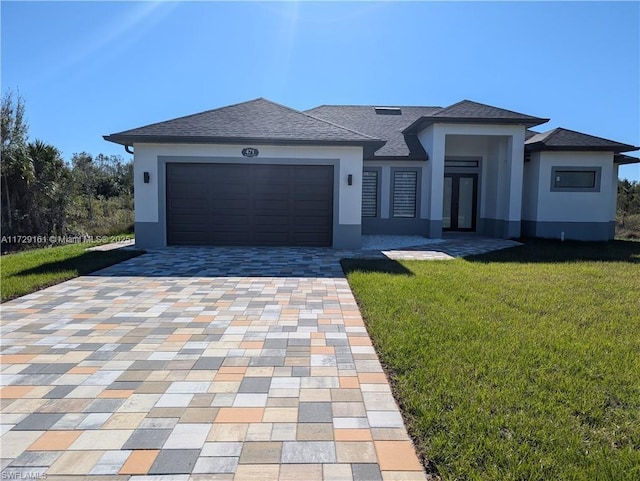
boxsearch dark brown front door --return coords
[443,174,478,231]
[166,163,333,246]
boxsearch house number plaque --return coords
[242,148,259,157]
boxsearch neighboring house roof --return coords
[402,100,550,133]
[104,98,384,155]
[525,127,639,153]
[306,105,441,159]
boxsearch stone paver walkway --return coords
[1,237,518,480]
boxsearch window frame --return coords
[391,168,420,218]
[550,166,602,193]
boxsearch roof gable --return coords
[525,127,638,153]
[403,100,549,133]
[104,98,382,147]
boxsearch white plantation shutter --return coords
[362,170,378,217]
[393,171,417,218]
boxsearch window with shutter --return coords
[393,171,417,218]
[362,170,378,217]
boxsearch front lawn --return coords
[342,239,640,481]
[1,242,142,302]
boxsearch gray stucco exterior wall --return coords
[478,218,521,239]
[521,220,615,241]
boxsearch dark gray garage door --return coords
[166,163,334,246]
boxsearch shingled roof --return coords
[306,105,441,159]
[402,100,549,133]
[525,127,639,153]
[104,98,383,153]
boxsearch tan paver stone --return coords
[98,390,134,398]
[310,346,335,354]
[4,398,48,413]
[0,385,34,398]
[372,428,412,441]
[244,367,274,377]
[262,407,298,423]
[94,323,119,330]
[299,389,331,402]
[0,354,35,364]
[330,389,363,402]
[135,381,171,394]
[180,407,219,423]
[382,471,429,481]
[334,428,373,441]
[339,377,360,389]
[101,412,146,430]
[209,382,241,394]
[215,408,264,423]
[118,449,160,475]
[323,463,353,481]
[69,429,133,450]
[280,463,322,481]
[297,423,334,441]
[218,366,248,374]
[239,441,282,464]
[148,407,185,418]
[27,430,82,451]
[1,431,44,457]
[234,464,280,481]
[214,373,245,382]
[48,450,105,475]
[336,441,378,463]
[348,336,372,346]
[358,372,388,384]
[375,441,424,471]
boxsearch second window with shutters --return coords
[362,170,378,217]
[392,170,418,218]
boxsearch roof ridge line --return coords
[255,98,381,141]
[112,98,267,134]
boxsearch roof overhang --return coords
[614,153,640,164]
[402,116,550,135]
[525,143,639,153]
[103,134,386,158]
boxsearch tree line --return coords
[1,90,133,252]
[617,178,640,238]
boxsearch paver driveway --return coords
[1,247,427,480]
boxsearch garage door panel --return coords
[211,184,250,196]
[254,215,290,225]
[171,213,209,226]
[212,199,250,210]
[167,163,333,246]
[254,199,290,211]
[169,198,209,210]
[294,200,332,210]
[294,215,332,226]
[211,214,251,226]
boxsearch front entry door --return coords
[443,174,478,231]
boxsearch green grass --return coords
[1,241,142,302]
[342,239,640,481]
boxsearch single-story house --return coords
[104,98,639,249]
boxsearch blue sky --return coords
[2,1,639,180]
